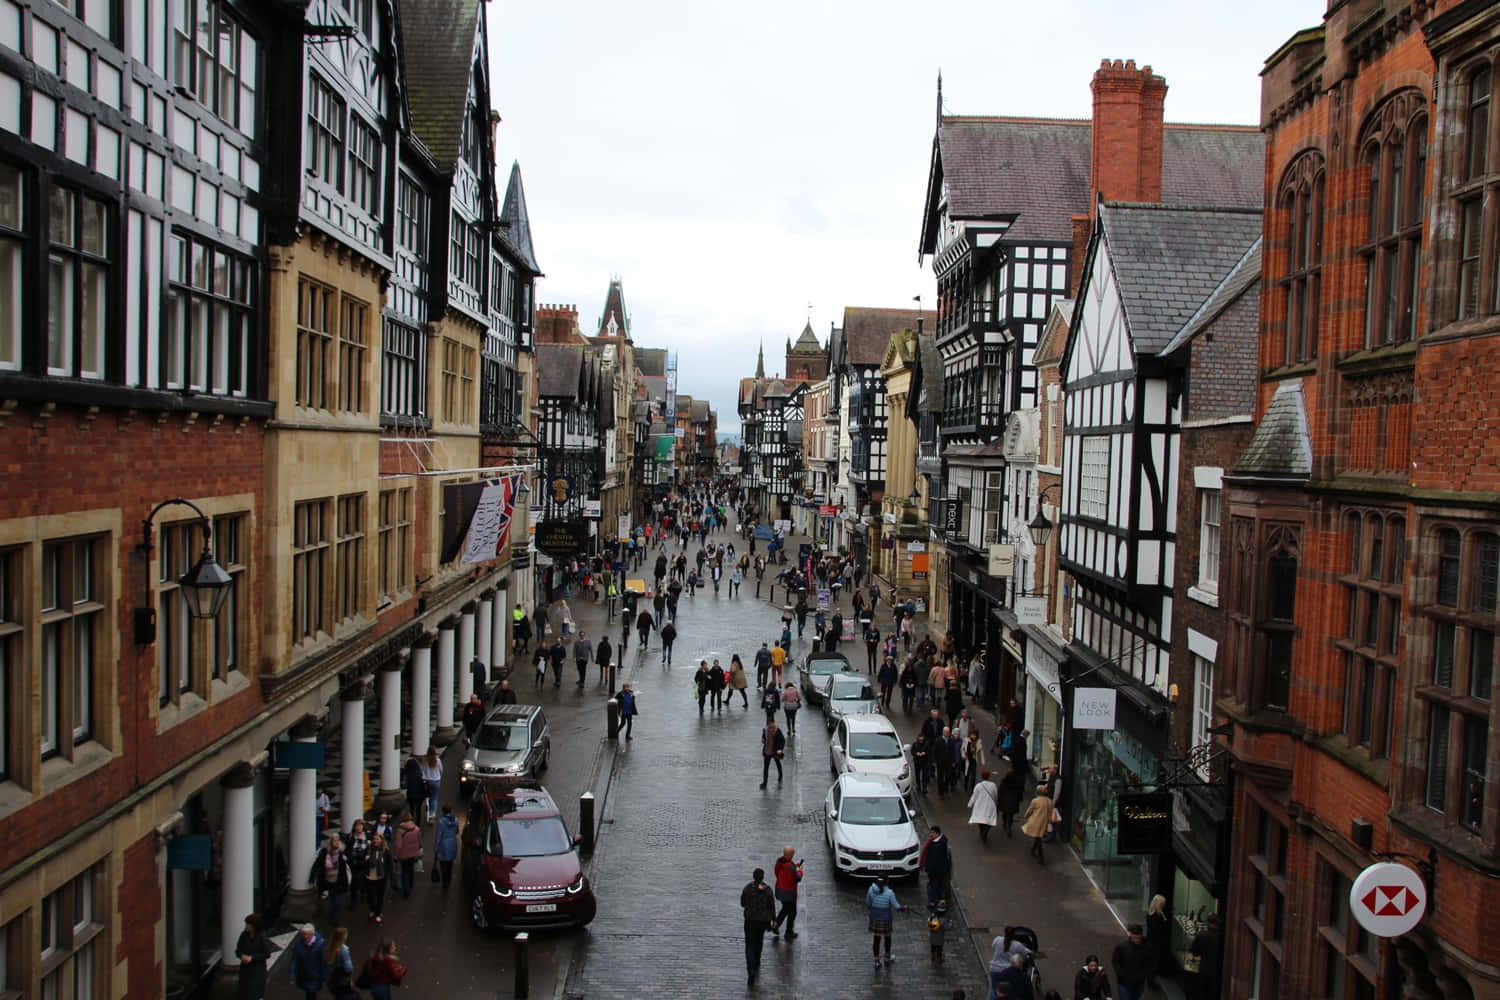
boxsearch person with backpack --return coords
[761,684,781,723]
[392,811,422,899]
[358,938,408,1000]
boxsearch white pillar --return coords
[410,638,432,758]
[219,765,255,972]
[288,727,318,891]
[378,663,401,793]
[340,686,366,830]
[476,594,493,682]
[458,602,477,703]
[492,587,508,673]
[435,621,456,732]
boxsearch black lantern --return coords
[135,498,233,644]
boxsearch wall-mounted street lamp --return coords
[1027,483,1063,548]
[134,498,234,644]
[908,485,921,507]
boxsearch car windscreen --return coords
[847,731,903,759]
[839,795,907,825]
[485,816,572,857]
[473,722,528,751]
[830,678,875,701]
[808,658,847,675]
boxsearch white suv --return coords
[822,773,921,879]
[830,714,912,798]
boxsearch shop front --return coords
[947,562,1006,710]
[1022,629,1065,772]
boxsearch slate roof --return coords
[636,348,667,377]
[596,279,630,339]
[1234,381,1311,479]
[1162,238,1261,356]
[397,0,480,168]
[923,117,1264,249]
[1098,202,1263,356]
[535,344,583,398]
[790,321,823,354]
[498,162,541,275]
[841,307,915,367]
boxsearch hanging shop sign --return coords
[583,499,602,519]
[535,518,589,557]
[1072,687,1117,730]
[1016,595,1046,626]
[1350,862,1427,938]
[1116,792,1173,854]
[988,543,1015,577]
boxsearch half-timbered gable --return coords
[838,307,902,493]
[536,343,601,520]
[1061,202,1262,694]
[482,162,540,434]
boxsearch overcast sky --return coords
[488,0,1320,433]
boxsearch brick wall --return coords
[1089,59,1167,208]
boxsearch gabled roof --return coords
[907,333,943,423]
[498,162,541,275]
[1035,300,1074,367]
[396,0,482,168]
[1162,238,1261,356]
[596,279,630,340]
[840,307,914,368]
[1096,202,1263,356]
[1234,381,1311,479]
[535,344,583,398]
[920,117,1264,251]
[790,321,823,354]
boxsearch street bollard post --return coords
[514,932,529,998]
[606,697,619,739]
[579,791,595,851]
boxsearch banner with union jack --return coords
[461,475,523,565]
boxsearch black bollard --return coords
[606,697,620,739]
[514,932,529,998]
[579,791,595,851]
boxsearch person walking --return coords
[573,630,592,688]
[709,658,727,712]
[235,913,278,1000]
[392,812,422,899]
[912,733,933,796]
[967,770,1000,843]
[728,654,750,708]
[900,660,918,713]
[1112,925,1156,1000]
[469,654,489,704]
[636,607,654,648]
[287,924,326,1000]
[694,660,712,715]
[1146,894,1178,988]
[311,834,352,924]
[997,767,1025,838]
[759,718,786,788]
[877,656,897,709]
[618,682,638,740]
[548,635,567,688]
[740,867,777,986]
[770,846,803,940]
[461,693,485,740]
[919,825,951,908]
[659,620,677,665]
[770,643,787,685]
[345,819,370,908]
[761,683,781,722]
[418,748,442,824]
[595,635,613,688]
[963,730,986,793]
[1020,783,1054,866]
[780,682,802,735]
[1073,954,1114,1000]
[866,876,908,968]
[433,805,459,889]
[754,643,773,689]
[364,833,392,924]
[532,643,548,688]
[323,926,354,996]
[864,623,880,673]
[935,727,959,798]
[403,757,425,827]
[362,938,409,1000]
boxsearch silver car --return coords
[460,705,550,792]
[820,672,880,730]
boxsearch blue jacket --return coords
[288,932,326,990]
[434,813,460,861]
[618,690,638,716]
[866,883,901,921]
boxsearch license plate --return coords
[525,903,557,913]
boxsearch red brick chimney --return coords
[1089,59,1168,208]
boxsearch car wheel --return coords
[470,893,491,931]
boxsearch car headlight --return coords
[566,875,586,894]
[461,759,475,772]
[490,882,514,897]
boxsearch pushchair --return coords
[1005,925,1043,997]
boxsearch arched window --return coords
[1359,91,1429,346]
[1276,151,1324,364]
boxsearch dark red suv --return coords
[460,778,596,931]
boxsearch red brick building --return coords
[1221,2,1500,997]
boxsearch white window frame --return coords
[1079,435,1110,520]
[1199,488,1222,592]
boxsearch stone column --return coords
[219,763,255,975]
[476,591,494,688]
[434,618,458,744]
[458,602,477,703]
[377,660,403,808]
[409,634,433,760]
[492,586,508,675]
[284,720,320,919]
[339,683,367,829]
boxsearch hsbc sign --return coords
[1349,861,1427,938]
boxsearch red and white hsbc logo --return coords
[1350,862,1427,937]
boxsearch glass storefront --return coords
[1171,866,1218,973]
[1069,726,1160,915]
[1027,682,1061,769]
